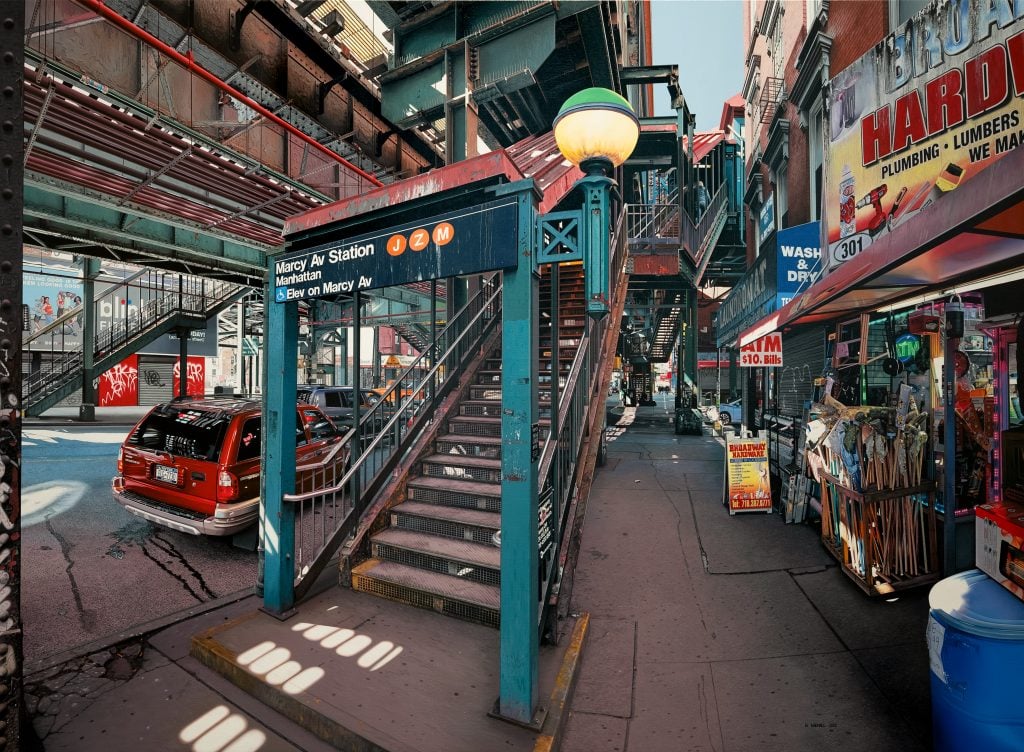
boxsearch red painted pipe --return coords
[77,0,384,188]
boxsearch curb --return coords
[533,612,590,752]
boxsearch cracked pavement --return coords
[23,425,256,664]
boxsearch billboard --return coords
[776,221,822,308]
[823,0,1024,273]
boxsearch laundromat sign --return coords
[274,198,519,302]
[823,0,1024,274]
[740,333,783,367]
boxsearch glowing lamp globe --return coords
[553,87,640,171]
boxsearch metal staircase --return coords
[648,290,686,362]
[22,270,247,416]
[391,321,432,353]
[349,263,587,626]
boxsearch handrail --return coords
[683,184,728,265]
[536,209,626,626]
[284,280,503,601]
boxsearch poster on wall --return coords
[823,0,1024,273]
[724,437,773,514]
[23,272,84,341]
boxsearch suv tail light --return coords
[117,446,124,473]
[217,470,239,502]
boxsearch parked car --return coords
[297,385,384,434]
[717,399,743,425]
[112,396,347,537]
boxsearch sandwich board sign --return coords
[724,437,773,515]
[740,333,782,367]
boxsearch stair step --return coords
[422,453,502,483]
[449,415,502,437]
[391,501,500,544]
[351,559,499,628]
[371,528,500,586]
[458,400,504,418]
[436,433,502,459]
[407,475,502,511]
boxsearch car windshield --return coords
[127,407,232,462]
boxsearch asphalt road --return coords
[22,425,257,664]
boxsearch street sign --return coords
[273,198,520,303]
[241,336,261,357]
[739,333,782,367]
[384,354,402,368]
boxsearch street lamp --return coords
[553,87,639,319]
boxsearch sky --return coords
[650,0,744,131]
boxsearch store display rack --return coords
[819,470,939,596]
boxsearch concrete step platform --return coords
[190,588,589,752]
[351,558,500,627]
[407,475,502,512]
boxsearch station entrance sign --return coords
[739,333,783,367]
[274,198,519,303]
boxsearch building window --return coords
[806,0,822,24]
[774,166,788,228]
[889,0,930,29]
[808,101,824,221]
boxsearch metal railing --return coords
[285,279,503,601]
[536,211,627,622]
[625,185,681,246]
[683,184,728,266]
[22,270,243,410]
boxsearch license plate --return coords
[154,465,179,484]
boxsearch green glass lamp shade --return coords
[553,87,640,168]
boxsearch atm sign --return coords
[740,333,783,367]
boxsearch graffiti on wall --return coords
[98,356,139,407]
[173,357,206,397]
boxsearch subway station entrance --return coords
[257,144,627,724]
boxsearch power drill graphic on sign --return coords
[855,184,888,236]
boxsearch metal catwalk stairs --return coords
[22,271,247,416]
[350,265,586,627]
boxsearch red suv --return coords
[112,396,347,537]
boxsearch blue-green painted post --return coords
[579,172,613,320]
[262,291,298,614]
[499,188,540,724]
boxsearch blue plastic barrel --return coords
[928,569,1024,751]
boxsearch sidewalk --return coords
[24,411,933,751]
[561,409,931,751]
[24,405,152,426]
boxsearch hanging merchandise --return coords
[803,394,938,595]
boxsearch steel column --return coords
[499,189,540,725]
[685,289,698,397]
[262,292,298,615]
[177,329,189,398]
[79,257,101,420]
